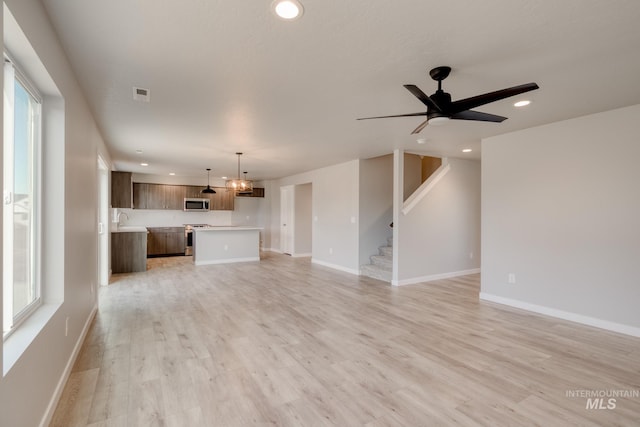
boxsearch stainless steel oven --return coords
[184,224,210,256]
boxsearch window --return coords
[3,54,42,337]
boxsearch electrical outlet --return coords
[508,273,516,284]
[65,317,69,337]
[224,244,229,251]
[469,252,474,259]
[329,247,333,255]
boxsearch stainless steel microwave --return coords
[184,198,210,212]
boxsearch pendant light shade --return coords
[225,153,253,194]
[202,168,216,194]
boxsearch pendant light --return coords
[202,168,216,194]
[226,153,254,194]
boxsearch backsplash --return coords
[111,208,233,228]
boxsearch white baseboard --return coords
[479,292,640,338]
[263,247,282,254]
[40,304,98,427]
[291,252,312,258]
[311,258,360,276]
[194,256,260,266]
[392,268,480,287]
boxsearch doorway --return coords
[280,185,294,255]
[280,183,312,257]
[97,156,109,286]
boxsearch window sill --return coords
[3,303,62,376]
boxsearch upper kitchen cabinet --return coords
[164,185,185,210]
[235,187,265,198]
[185,185,206,199]
[111,171,132,208]
[131,181,233,210]
[133,183,185,209]
[209,187,234,210]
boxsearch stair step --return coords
[360,264,392,282]
[370,255,392,269]
[379,246,393,257]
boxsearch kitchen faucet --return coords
[117,211,129,223]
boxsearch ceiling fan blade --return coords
[410,119,429,134]
[450,82,539,114]
[404,85,443,112]
[357,112,427,120]
[450,110,507,122]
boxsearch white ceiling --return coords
[40,0,640,181]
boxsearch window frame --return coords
[3,52,43,340]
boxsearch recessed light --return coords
[221,176,227,180]
[140,163,148,166]
[169,172,175,176]
[462,148,472,153]
[272,0,304,20]
[514,100,531,107]
[417,138,427,144]
[136,149,143,154]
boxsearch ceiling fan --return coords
[357,66,539,134]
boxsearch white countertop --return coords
[111,226,148,233]
[193,226,262,231]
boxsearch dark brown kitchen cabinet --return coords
[185,185,206,198]
[132,182,234,210]
[147,227,185,257]
[208,187,234,210]
[134,183,185,209]
[111,171,133,208]
[234,187,264,198]
[164,185,185,210]
[111,231,147,273]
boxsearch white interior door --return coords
[280,185,294,255]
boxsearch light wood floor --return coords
[51,253,640,426]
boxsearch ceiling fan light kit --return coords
[427,116,450,126]
[358,65,539,134]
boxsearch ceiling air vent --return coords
[133,87,150,102]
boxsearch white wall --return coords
[395,156,481,285]
[294,183,312,256]
[1,1,110,426]
[403,153,422,201]
[359,155,393,266]
[481,104,640,334]
[231,197,266,227]
[265,160,360,274]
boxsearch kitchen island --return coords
[192,226,261,265]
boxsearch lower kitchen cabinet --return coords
[111,231,147,273]
[147,227,185,257]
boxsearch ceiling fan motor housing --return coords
[427,90,451,120]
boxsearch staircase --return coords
[360,236,393,282]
